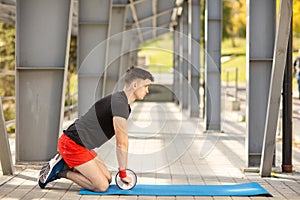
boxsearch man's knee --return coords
[93,180,109,192]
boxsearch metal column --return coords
[260,0,292,177]
[189,0,200,117]
[205,0,221,130]
[102,1,127,96]
[246,0,276,167]
[173,25,180,103]
[182,0,189,109]
[78,0,111,116]
[178,13,184,107]
[16,0,73,162]
[282,13,293,173]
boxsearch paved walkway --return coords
[1,100,300,199]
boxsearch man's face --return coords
[134,79,152,100]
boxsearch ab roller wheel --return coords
[115,169,137,190]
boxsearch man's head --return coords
[124,66,154,100]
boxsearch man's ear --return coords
[133,81,138,89]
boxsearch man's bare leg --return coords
[64,158,110,192]
[95,157,112,183]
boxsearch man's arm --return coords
[113,116,128,171]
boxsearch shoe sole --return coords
[38,153,63,184]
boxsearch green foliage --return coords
[223,0,246,44]
[0,23,16,131]
[293,1,300,50]
[0,23,15,70]
[65,72,78,106]
[65,35,78,107]
[293,1,300,38]
[69,35,77,74]
[0,22,15,97]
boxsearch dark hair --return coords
[124,66,154,85]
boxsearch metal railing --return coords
[224,67,239,101]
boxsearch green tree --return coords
[0,23,15,71]
[223,0,246,46]
[0,22,15,129]
[293,1,300,50]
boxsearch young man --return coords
[38,66,154,192]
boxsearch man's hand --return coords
[121,176,132,184]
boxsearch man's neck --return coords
[124,88,136,104]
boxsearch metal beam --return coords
[173,27,180,103]
[102,3,127,96]
[0,0,81,35]
[16,0,73,162]
[181,0,189,109]
[59,0,74,136]
[205,0,222,130]
[138,8,173,24]
[178,12,184,107]
[152,0,157,38]
[246,0,276,167]
[189,0,200,117]
[129,0,144,43]
[282,12,293,173]
[260,0,292,177]
[131,0,147,6]
[77,0,111,116]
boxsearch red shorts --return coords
[58,133,97,168]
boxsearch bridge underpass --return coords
[0,0,295,181]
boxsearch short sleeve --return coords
[111,92,130,119]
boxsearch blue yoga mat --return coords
[79,182,271,196]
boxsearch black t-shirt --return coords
[64,91,131,149]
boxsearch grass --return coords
[222,55,246,83]
[221,37,246,83]
[139,33,173,73]
[222,37,246,56]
